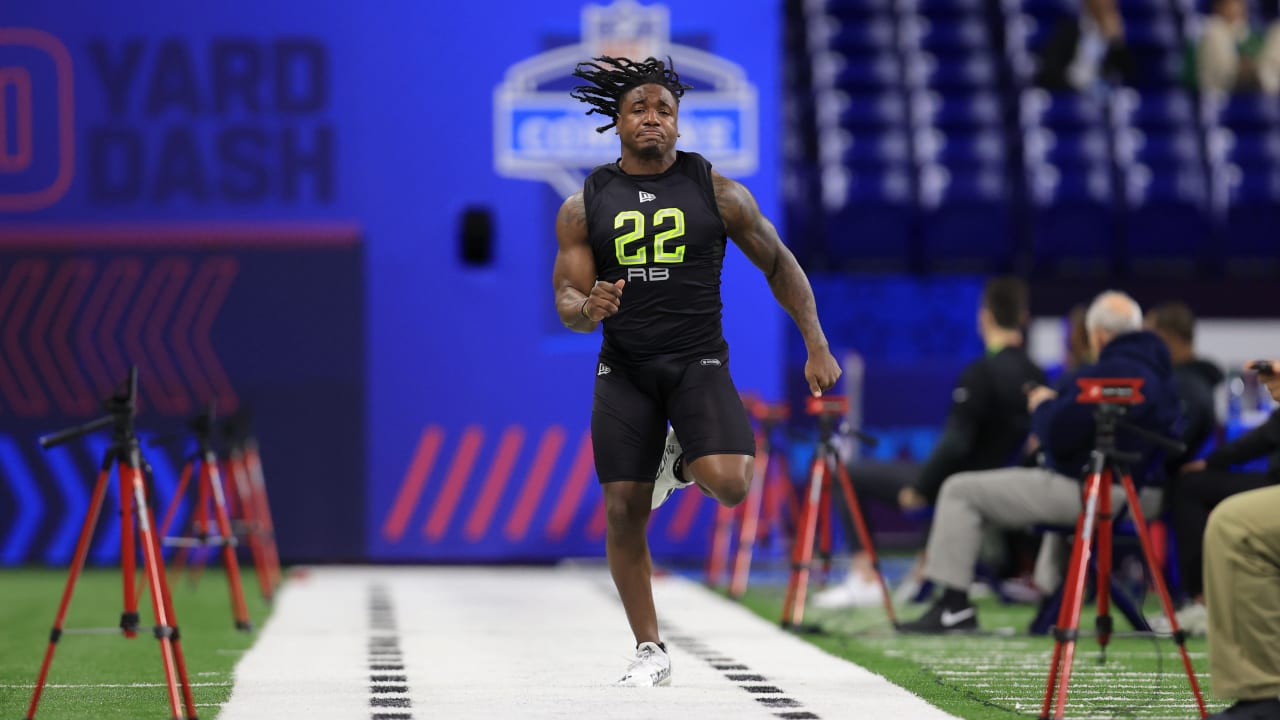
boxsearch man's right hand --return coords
[1249,359,1280,403]
[583,279,625,322]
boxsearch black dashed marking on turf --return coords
[367,585,413,719]
[663,631,821,719]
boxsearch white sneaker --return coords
[811,573,884,609]
[651,428,692,510]
[1149,602,1208,636]
[616,642,671,687]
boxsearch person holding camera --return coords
[899,290,1181,633]
[1201,361,1280,720]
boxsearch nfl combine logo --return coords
[493,0,758,197]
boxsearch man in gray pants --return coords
[899,291,1182,633]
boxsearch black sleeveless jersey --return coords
[583,151,728,363]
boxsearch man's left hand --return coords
[805,349,842,397]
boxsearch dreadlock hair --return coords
[571,56,692,133]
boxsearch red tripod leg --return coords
[833,461,897,625]
[157,462,192,543]
[1047,469,1104,720]
[205,453,252,631]
[781,454,825,627]
[729,446,769,598]
[188,457,212,588]
[229,451,272,602]
[118,461,140,638]
[707,504,734,588]
[26,464,112,720]
[1120,474,1208,718]
[817,470,833,582]
[125,464,187,720]
[136,469,199,720]
[1096,471,1114,657]
[247,442,282,589]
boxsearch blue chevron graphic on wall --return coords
[0,432,192,566]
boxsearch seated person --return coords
[1197,0,1280,94]
[1036,0,1135,90]
[899,290,1181,633]
[1145,301,1224,467]
[814,277,1045,608]
[1166,407,1280,635]
[1204,482,1280,719]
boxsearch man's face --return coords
[616,84,679,159]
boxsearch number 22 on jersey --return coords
[613,208,686,266]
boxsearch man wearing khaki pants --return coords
[1204,360,1280,720]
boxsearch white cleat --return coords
[651,427,692,510]
[616,642,672,687]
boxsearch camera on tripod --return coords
[1075,378,1145,405]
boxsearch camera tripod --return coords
[707,396,797,598]
[780,395,895,629]
[221,411,282,602]
[26,368,198,720]
[154,401,252,631]
[1040,381,1207,719]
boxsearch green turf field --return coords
[740,584,1227,719]
[0,568,272,720]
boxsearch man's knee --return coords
[936,471,979,504]
[604,488,649,532]
[688,455,752,507]
[714,471,751,507]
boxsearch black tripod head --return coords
[804,395,879,449]
[39,367,140,450]
[220,406,255,449]
[1075,378,1185,466]
[149,399,218,456]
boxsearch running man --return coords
[553,56,841,686]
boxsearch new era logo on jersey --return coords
[700,358,722,367]
[638,190,656,203]
[597,363,612,376]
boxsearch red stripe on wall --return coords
[463,426,525,541]
[545,431,595,540]
[381,426,444,542]
[425,426,485,541]
[587,495,607,540]
[504,425,566,541]
[666,485,708,542]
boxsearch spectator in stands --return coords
[813,277,1045,609]
[1197,0,1280,94]
[1145,301,1224,466]
[1036,0,1136,90]
[899,290,1180,633]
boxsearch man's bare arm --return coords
[713,172,828,353]
[553,193,624,332]
[553,193,598,332]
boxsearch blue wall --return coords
[0,1,785,562]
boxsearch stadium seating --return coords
[790,0,1279,277]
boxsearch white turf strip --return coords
[218,566,958,720]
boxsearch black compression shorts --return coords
[591,350,755,484]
